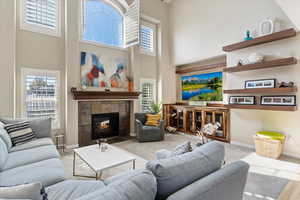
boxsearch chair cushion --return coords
[145,114,161,126]
[104,169,145,185]
[0,182,46,200]
[0,158,66,187]
[0,118,52,139]
[0,128,12,150]
[146,141,225,200]
[9,138,54,153]
[76,170,157,200]
[4,121,37,146]
[3,145,60,171]
[0,138,8,171]
[46,180,105,200]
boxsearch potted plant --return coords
[150,102,162,114]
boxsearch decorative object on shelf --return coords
[105,88,110,92]
[259,18,280,36]
[278,81,294,88]
[245,79,276,89]
[247,53,264,64]
[202,122,221,136]
[166,126,177,133]
[261,95,296,106]
[80,51,128,90]
[244,30,253,41]
[229,96,256,105]
[188,101,207,106]
[127,77,134,92]
[181,71,223,101]
[81,84,87,90]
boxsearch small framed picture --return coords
[245,79,276,89]
[261,95,296,106]
[229,96,256,105]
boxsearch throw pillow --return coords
[145,114,161,127]
[0,182,48,200]
[4,121,37,146]
[171,141,193,156]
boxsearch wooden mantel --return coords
[71,87,141,100]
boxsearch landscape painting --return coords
[80,52,128,89]
[181,72,223,101]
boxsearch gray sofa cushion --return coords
[0,128,12,150]
[0,138,8,171]
[77,169,157,200]
[9,138,54,153]
[3,145,60,171]
[0,118,52,139]
[104,169,145,185]
[0,158,66,187]
[46,180,106,200]
[146,141,225,200]
[0,182,45,200]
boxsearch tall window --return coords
[82,0,124,48]
[140,79,156,112]
[140,20,156,56]
[21,68,60,129]
[20,0,61,36]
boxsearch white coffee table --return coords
[73,144,136,180]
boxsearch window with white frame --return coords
[140,20,156,56]
[21,68,61,129]
[81,0,140,48]
[140,79,156,112]
[20,0,61,36]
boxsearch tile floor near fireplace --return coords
[78,101,131,147]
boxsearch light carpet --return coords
[61,133,300,200]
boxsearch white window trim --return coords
[20,0,62,37]
[140,19,157,57]
[79,0,126,49]
[21,68,61,130]
[140,78,157,112]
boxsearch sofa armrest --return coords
[167,161,249,200]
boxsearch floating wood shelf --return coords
[224,87,297,94]
[223,28,297,52]
[223,57,297,73]
[226,104,297,111]
[71,87,141,100]
[176,62,227,74]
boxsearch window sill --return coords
[140,49,156,57]
[20,24,61,38]
[79,40,128,52]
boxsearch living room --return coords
[0,0,300,199]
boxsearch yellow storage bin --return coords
[254,131,285,159]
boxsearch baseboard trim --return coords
[231,140,300,160]
[65,144,79,149]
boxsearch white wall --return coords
[169,0,300,157]
[0,0,16,117]
[169,0,293,66]
[276,0,300,30]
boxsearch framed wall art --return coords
[229,96,256,105]
[261,95,296,106]
[245,79,276,89]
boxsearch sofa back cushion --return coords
[76,169,157,200]
[0,127,12,150]
[146,141,225,200]
[0,118,51,139]
[0,138,8,171]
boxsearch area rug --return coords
[61,134,299,200]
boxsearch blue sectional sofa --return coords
[0,118,249,200]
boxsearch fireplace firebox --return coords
[91,113,119,140]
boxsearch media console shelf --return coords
[163,104,230,143]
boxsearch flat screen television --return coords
[181,71,223,101]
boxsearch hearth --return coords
[92,113,119,140]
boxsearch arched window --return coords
[82,0,124,48]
